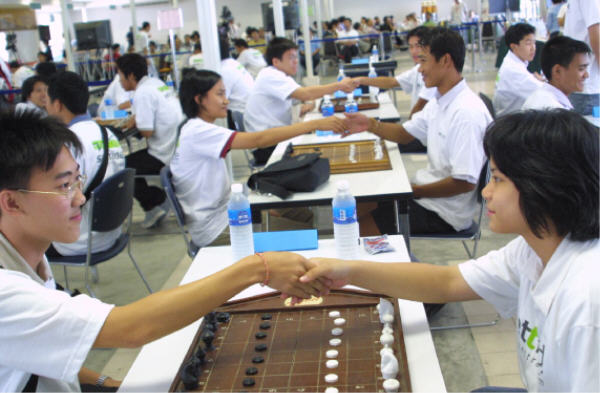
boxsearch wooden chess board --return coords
[320,95,380,113]
[287,140,392,174]
[169,290,411,392]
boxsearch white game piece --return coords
[382,313,394,324]
[326,359,339,369]
[326,349,339,358]
[329,338,342,346]
[378,299,394,323]
[382,326,393,335]
[383,378,400,392]
[325,387,339,393]
[334,318,346,326]
[376,304,380,312]
[381,351,399,379]
[328,310,341,318]
[325,373,339,383]
[331,327,344,336]
[380,347,394,357]
[380,333,394,346]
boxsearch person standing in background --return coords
[546,0,566,38]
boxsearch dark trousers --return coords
[371,199,457,235]
[126,149,166,212]
[340,45,359,63]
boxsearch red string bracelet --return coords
[256,252,269,286]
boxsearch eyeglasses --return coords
[16,174,87,200]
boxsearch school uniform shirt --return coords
[564,0,600,94]
[403,79,492,231]
[522,83,574,110]
[14,100,46,116]
[133,76,183,164]
[395,64,437,108]
[220,58,255,114]
[134,30,149,54]
[11,65,35,88]
[52,115,126,256]
[244,66,300,132]
[97,74,133,115]
[0,270,113,392]
[170,118,237,247]
[0,233,55,289]
[237,48,267,79]
[459,236,600,391]
[188,53,204,70]
[493,50,544,117]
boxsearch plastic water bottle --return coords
[321,95,335,117]
[166,74,174,89]
[370,45,379,63]
[334,67,346,99]
[332,180,359,259]
[344,92,358,113]
[368,64,379,100]
[228,183,254,261]
[102,98,115,119]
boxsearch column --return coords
[59,0,75,72]
[273,0,285,37]
[194,0,221,72]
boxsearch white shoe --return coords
[142,206,167,229]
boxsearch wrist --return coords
[95,375,109,387]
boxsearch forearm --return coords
[79,368,119,388]
[294,83,344,101]
[366,117,415,144]
[356,76,399,89]
[245,121,321,148]
[589,24,600,67]
[94,256,264,348]
[347,261,479,303]
[408,98,428,119]
[412,176,475,198]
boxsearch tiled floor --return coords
[50,48,529,391]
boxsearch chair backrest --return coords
[323,39,338,57]
[90,168,135,232]
[160,165,187,229]
[479,92,496,120]
[231,111,245,132]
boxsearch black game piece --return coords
[194,347,206,365]
[259,322,271,330]
[261,313,272,320]
[245,367,258,376]
[242,378,256,387]
[205,312,217,324]
[201,329,215,350]
[180,362,199,390]
[255,332,267,339]
[216,312,230,323]
[204,322,217,332]
[252,356,264,363]
[254,343,267,352]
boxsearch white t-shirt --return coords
[459,236,600,391]
[170,118,237,247]
[564,0,600,94]
[220,58,255,114]
[494,50,544,117]
[134,30,149,54]
[188,53,204,70]
[522,83,574,110]
[395,64,437,108]
[403,79,492,231]
[244,66,300,132]
[14,100,46,116]
[237,48,267,79]
[98,74,133,115]
[338,28,360,43]
[133,76,183,164]
[11,66,35,88]
[52,116,126,256]
[0,269,113,392]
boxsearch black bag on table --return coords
[247,149,330,200]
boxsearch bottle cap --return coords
[324,94,331,100]
[336,180,350,191]
[346,92,354,101]
[104,98,113,105]
[231,183,243,193]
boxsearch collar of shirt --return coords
[542,82,574,109]
[67,113,92,127]
[136,75,151,89]
[506,49,529,69]
[435,78,468,110]
[0,232,51,286]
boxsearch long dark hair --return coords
[179,69,222,119]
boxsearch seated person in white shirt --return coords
[14,75,48,116]
[302,109,599,392]
[523,36,591,110]
[170,70,346,248]
[8,60,34,88]
[218,35,255,117]
[244,37,357,164]
[343,27,492,237]
[45,71,126,258]
[188,43,204,70]
[116,53,183,229]
[337,17,360,63]
[233,38,267,79]
[97,73,133,116]
[493,23,545,116]
[0,110,327,393]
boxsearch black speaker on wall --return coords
[74,20,113,50]
[38,25,50,42]
[261,0,300,33]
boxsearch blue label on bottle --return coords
[322,105,334,117]
[228,208,252,226]
[345,103,358,113]
[333,206,357,224]
[353,87,363,97]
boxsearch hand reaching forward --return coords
[315,116,346,133]
[338,77,360,93]
[335,112,371,137]
[262,252,327,299]
[299,258,355,294]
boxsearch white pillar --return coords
[195,0,221,72]
[273,0,285,37]
[300,0,314,78]
[59,0,75,72]
[315,0,323,38]
[328,0,335,22]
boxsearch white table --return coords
[304,91,401,122]
[119,236,446,392]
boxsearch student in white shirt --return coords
[0,110,328,393]
[244,37,358,164]
[302,109,599,392]
[134,21,151,55]
[523,36,591,110]
[337,17,360,63]
[493,23,544,117]
[45,71,125,257]
[343,28,492,237]
[171,70,346,248]
[97,73,133,116]
[233,39,267,79]
[8,61,34,88]
[14,75,48,116]
[116,53,183,229]
[219,35,255,115]
[563,0,600,116]
[188,43,204,70]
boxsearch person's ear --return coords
[551,64,563,81]
[0,190,25,217]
